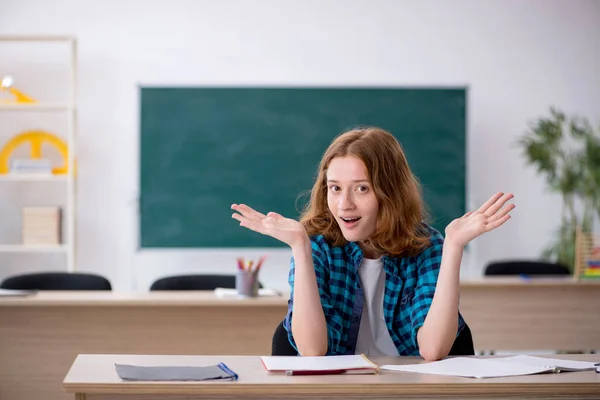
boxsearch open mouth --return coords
[340,216,361,228]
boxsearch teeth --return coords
[342,217,360,222]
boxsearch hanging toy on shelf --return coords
[0,130,71,175]
[0,75,38,104]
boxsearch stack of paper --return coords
[0,289,37,297]
[22,206,62,245]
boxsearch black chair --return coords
[484,260,570,276]
[271,320,297,356]
[0,272,112,291]
[483,260,572,355]
[449,322,475,356]
[150,274,263,291]
[271,320,475,356]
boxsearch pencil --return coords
[285,369,346,376]
[255,255,267,273]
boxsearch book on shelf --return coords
[9,158,53,175]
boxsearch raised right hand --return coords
[231,204,309,248]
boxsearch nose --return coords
[338,191,355,210]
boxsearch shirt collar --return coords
[343,240,400,278]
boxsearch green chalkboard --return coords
[140,87,466,248]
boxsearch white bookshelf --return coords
[0,36,77,272]
[0,244,68,253]
[0,175,68,182]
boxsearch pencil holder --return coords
[236,270,259,298]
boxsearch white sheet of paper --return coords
[261,355,375,372]
[0,289,36,297]
[381,357,553,379]
[494,355,597,371]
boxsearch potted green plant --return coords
[518,108,600,272]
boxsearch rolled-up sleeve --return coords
[410,232,465,349]
[283,237,344,355]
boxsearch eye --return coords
[328,185,341,192]
[357,185,369,193]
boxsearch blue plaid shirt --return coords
[284,224,465,356]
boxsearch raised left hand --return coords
[445,192,515,248]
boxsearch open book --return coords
[261,354,379,375]
[381,355,598,379]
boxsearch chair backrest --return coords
[448,322,475,356]
[150,274,263,291]
[271,320,475,356]
[271,320,297,356]
[484,260,570,276]
[0,272,112,291]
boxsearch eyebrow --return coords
[327,179,370,184]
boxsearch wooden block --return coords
[22,206,62,245]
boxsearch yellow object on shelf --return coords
[0,130,70,174]
[0,76,37,104]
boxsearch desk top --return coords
[63,354,600,398]
[0,291,290,307]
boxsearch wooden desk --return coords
[0,292,288,400]
[1,279,599,400]
[458,278,600,351]
[63,354,600,400]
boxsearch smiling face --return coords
[326,156,380,257]
[301,127,429,258]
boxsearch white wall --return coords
[0,0,598,292]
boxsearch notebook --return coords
[261,354,379,375]
[115,363,238,381]
[381,355,598,379]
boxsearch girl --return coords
[231,127,514,361]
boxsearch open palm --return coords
[445,192,515,248]
[231,204,308,248]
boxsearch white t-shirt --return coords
[354,257,399,357]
